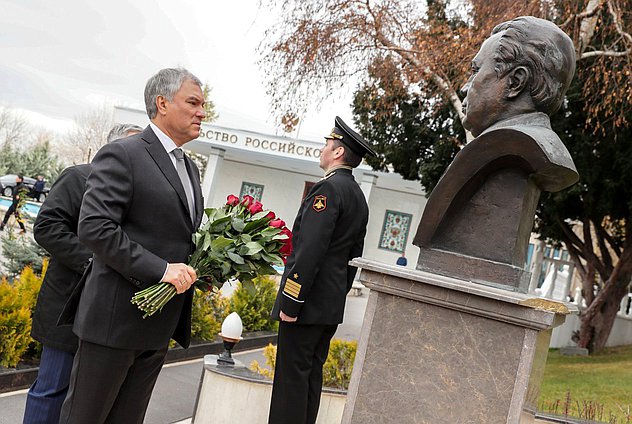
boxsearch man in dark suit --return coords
[269,116,376,424]
[22,123,141,424]
[59,68,205,424]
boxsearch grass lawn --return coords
[539,345,632,423]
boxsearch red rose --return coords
[280,227,292,241]
[249,200,263,215]
[265,211,276,221]
[280,241,293,256]
[226,194,239,206]
[241,195,254,208]
[270,219,285,228]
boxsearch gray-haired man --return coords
[59,68,205,424]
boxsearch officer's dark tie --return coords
[173,148,195,225]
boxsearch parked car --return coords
[0,174,50,202]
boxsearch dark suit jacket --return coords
[74,126,203,350]
[271,168,368,325]
[31,164,92,353]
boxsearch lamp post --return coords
[217,312,243,365]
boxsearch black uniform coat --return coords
[271,167,368,324]
[31,164,92,353]
[73,126,203,350]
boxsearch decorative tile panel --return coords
[240,182,264,201]
[378,210,412,253]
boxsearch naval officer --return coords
[269,116,376,424]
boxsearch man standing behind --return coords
[22,123,141,424]
[59,68,204,424]
[269,116,376,424]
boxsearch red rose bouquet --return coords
[131,194,292,318]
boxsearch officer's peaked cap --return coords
[325,116,377,157]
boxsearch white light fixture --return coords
[218,312,243,365]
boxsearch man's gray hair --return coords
[107,123,144,143]
[144,68,203,119]
[491,16,576,116]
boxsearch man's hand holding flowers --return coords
[162,263,197,294]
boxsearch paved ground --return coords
[0,293,368,424]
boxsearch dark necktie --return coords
[173,148,195,225]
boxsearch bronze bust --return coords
[413,16,579,291]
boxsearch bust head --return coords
[461,16,576,137]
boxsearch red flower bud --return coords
[270,219,285,228]
[248,200,263,215]
[265,211,276,221]
[226,194,239,206]
[241,195,254,208]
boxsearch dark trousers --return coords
[59,339,168,424]
[268,322,338,424]
[23,345,74,424]
[2,203,25,231]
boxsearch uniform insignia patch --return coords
[313,195,327,212]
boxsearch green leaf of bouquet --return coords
[272,234,289,241]
[211,215,231,228]
[261,252,283,266]
[231,217,246,232]
[220,261,231,275]
[256,262,279,275]
[250,210,271,220]
[227,251,245,264]
[244,241,264,255]
[240,233,252,243]
[234,263,251,273]
[243,217,271,233]
[211,236,233,251]
[259,227,280,238]
[204,207,218,220]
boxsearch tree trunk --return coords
[577,278,630,352]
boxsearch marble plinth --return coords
[342,259,572,424]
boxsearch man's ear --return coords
[506,66,529,99]
[334,145,345,159]
[156,95,168,116]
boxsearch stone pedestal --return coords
[342,259,572,424]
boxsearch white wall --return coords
[210,158,321,233]
[550,313,632,348]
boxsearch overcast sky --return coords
[0,0,354,140]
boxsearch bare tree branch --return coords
[581,49,631,58]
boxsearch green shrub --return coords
[250,338,358,390]
[230,275,279,332]
[191,288,230,341]
[1,231,49,277]
[0,265,45,367]
[323,338,357,390]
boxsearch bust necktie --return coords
[173,148,195,225]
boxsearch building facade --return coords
[114,107,427,267]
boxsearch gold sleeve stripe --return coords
[283,288,298,298]
[283,279,301,297]
[284,285,300,297]
[285,279,301,292]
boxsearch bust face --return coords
[460,33,509,138]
